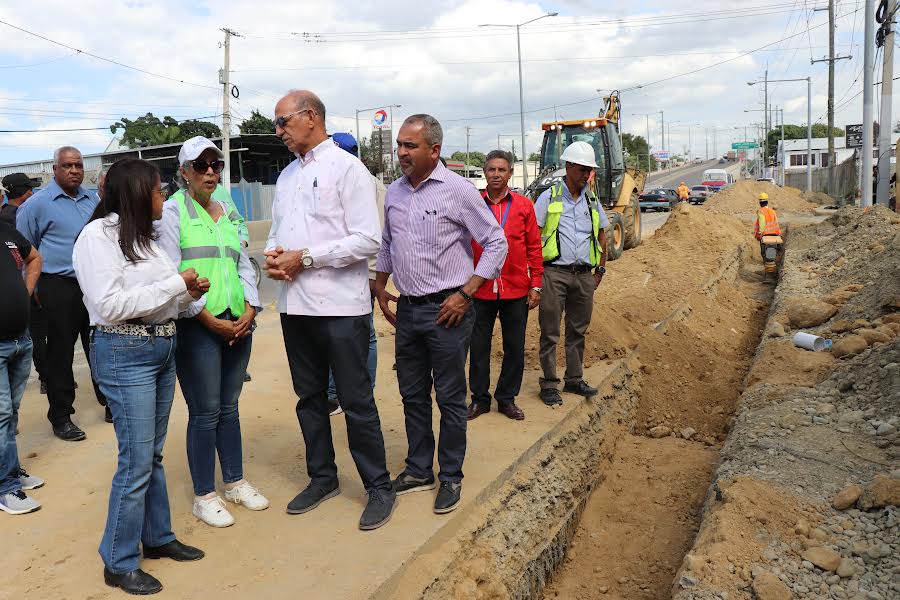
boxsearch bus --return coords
[701,169,734,192]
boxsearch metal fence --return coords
[784,155,858,200]
[229,181,276,221]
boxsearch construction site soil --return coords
[704,181,820,215]
[4,179,897,600]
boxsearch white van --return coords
[701,169,733,192]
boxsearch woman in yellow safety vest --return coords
[157,136,268,529]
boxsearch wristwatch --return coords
[531,287,542,294]
[300,248,314,269]
[595,266,606,275]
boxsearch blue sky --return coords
[0,0,882,167]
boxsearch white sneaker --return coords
[0,490,41,515]
[17,468,44,490]
[224,481,270,511]
[192,495,235,527]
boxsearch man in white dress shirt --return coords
[264,90,394,530]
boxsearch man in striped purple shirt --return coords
[375,114,507,514]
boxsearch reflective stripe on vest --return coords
[172,189,246,317]
[758,206,781,236]
[540,183,603,265]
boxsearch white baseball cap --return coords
[178,136,224,164]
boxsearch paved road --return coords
[646,159,721,189]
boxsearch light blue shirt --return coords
[16,179,99,277]
[534,182,610,266]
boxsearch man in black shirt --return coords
[0,173,40,227]
[1,174,47,394]
[0,222,44,515]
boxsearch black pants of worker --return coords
[280,313,391,492]
[37,274,106,426]
[395,299,474,484]
[29,295,48,383]
[468,297,528,409]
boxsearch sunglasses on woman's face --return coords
[191,159,225,174]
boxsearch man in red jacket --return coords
[468,150,543,421]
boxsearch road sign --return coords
[846,124,863,148]
[372,109,389,130]
[731,142,759,150]
[653,150,670,160]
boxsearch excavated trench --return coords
[375,208,784,600]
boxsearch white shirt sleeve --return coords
[306,161,380,268]
[155,200,208,318]
[74,223,188,324]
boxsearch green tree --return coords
[179,119,222,140]
[527,152,541,162]
[110,113,222,149]
[450,150,487,167]
[621,133,657,171]
[238,110,275,135]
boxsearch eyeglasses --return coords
[274,108,315,130]
[191,159,225,174]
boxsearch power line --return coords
[0,19,220,90]
[0,52,78,69]
[0,114,222,134]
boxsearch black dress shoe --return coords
[243,372,252,382]
[52,421,86,442]
[105,406,113,424]
[434,481,462,514]
[144,539,205,562]
[103,567,162,595]
[359,486,397,530]
[286,482,340,514]
[466,402,490,420]
[563,380,598,398]
[539,388,563,406]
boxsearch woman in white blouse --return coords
[74,159,209,596]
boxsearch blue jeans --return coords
[175,317,252,497]
[0,334,33,496]
[327,311,376,401]
[92,331,177,574]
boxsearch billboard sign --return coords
[653,150,670,161]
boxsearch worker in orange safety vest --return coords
[676,181,690,201]
[753,193,781,239]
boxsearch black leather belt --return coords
[400,288,458,305]
[545,263,593,274]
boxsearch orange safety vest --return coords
[754,206,781,239]
[677,185,690,199]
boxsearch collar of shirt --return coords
[400,161,449,191]
[297,137,337,166]
[46,178,92,202]
[481,188,511,204]
[560,182,589,205]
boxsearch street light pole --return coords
[749,77,812,191]
[480,12,558,191]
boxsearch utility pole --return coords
[863,0,876,208]
[877,0,896,205]
[813,1,852,197]
[220,28,236,192]
[764,69,768,178]
[465,126,472,178]
[659,110,665,152]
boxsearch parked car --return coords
[639,188,678,212]
[689,185,713,204]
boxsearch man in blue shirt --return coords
[533,141,609,407]
[16,146,107,441]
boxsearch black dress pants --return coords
[468,296,529,408]
[28,295,48,382]
[280,313,391,492]
[37,274,106,426]
[395,300,474,484]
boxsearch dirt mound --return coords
[801,190,834,205]
[704,180,818,215]
[522,204,754,367]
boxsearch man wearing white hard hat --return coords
[533,141,609,407]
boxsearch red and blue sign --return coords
[373,109,388,129]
